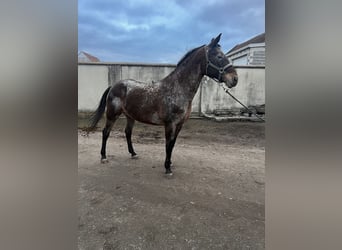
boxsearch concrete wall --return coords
[200,66,265,115]
[78,64,109,111]
[78,62,265,115]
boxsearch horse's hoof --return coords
[131,154,139,159]
[165,169,173,175]
[165,172,173,179]
[101,158,108,163]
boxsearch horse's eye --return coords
[217,55,223,60]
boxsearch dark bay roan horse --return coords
[89,34,238,175]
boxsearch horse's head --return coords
[205,33,238,88]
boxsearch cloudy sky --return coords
[78,0,264,63]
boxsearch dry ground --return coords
[78,119,265,250]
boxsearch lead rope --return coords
[215,80,265,122]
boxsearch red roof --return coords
[78,51,100,62]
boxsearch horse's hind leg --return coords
[100,118,115,163]
[101,100,122,163]
[125,116,138,158]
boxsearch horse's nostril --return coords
[233,76,238,83]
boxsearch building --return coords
[78,51,100,63]
[226,33,265,66]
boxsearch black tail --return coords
[88,87,111,131]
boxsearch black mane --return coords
[177,45,205,67]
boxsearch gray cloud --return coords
[78,0,264,63]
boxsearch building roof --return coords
[78,51,100,62]
[227,33,265,54]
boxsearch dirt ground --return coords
[78,118,265,250]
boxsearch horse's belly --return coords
[123,95,163,125]
[125,108,164,125]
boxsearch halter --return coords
[205,46,233,82]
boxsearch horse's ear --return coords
[208,33,222,48]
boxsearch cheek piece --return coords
[205,46,233,82]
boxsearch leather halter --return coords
[205,46,233,82]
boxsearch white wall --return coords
[78,64,109,111]
[199,67,265,114]
[78,63,265,115]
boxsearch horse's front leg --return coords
[164,122,183,175]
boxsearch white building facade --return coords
[226,33,265,66]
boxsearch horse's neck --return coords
[163,49,205,100]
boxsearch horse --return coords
[88,33,238,175]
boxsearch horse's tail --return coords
[88,86,111,131]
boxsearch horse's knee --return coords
[125,128,131,137]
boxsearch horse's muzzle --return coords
[224,74,238,88]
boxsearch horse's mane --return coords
[177,45,205,67]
